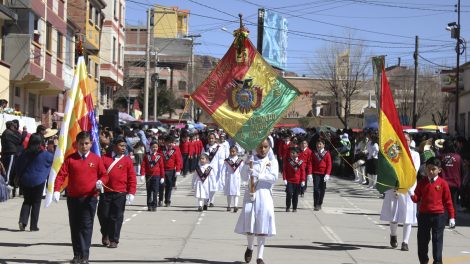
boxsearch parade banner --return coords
[44,56,101,207]
[191,27,299,151]
[377,66,416,193]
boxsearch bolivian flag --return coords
[191,28,299,150]
[377,66,416,193]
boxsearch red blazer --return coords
[160,146,183,172]
[411,177,455,218]
[102,153,136,194]
[299,147,312,166]
[54,152,108,198]
[278,141,291,160]
[179,141,190,154]
[188,141,196,157]
[141,152,165,177]
[310,150,332,175]
[282,156,306,184]
[195,140,203,156]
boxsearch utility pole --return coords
[412,36,418,128]
[144,8,151,122]
[185,34,201,120]
[455,0,461,135]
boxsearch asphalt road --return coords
[1,175,470,264]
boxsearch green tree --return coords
[137,87,177,119]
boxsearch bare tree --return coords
[310,37,370,129]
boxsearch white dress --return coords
[192,164,213,199]
[221,156,243,196]
[380,149,420,224]
[235,155,278,237]
[206,143,225,192]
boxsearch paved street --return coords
[1,175,470,264]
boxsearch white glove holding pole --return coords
[449,218,456,228]
[126,194,134,205]
[160,178,165,184]
[301,181,305,187]
[407,190,415,197]
[53,191,61,203]
[307,175,313,183]
[176,172,181,177]
[140,176,145,183]
[96,180,104,192]
[283,180,288,186]
[324,175,330,182]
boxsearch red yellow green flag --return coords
[377,66,416,193]
[191,28,300,150]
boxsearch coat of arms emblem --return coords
[384,139,401,163]
[227,78,262,114]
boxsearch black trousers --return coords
[97,192,126,243]
[286,182,301,210]
[313,174,326,207]
[182,154,190,175]
[190,155,199,172]
[146,176,161,208]
[19,182,45,229]
[417,213,446,264]
[67,196,98,259]
[159,170,174,204]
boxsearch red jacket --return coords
[54,152,108,198]
[439,153,462,188]
[140,152,165,177]
[180,140,190,154]
[188,141,196,157]
[283,156,306,184]
[309,150,332,175]
[299,147,312,167]
[102,153,136,194]
[278,141,291,160]
[160,146,183,172]
[411,177,455,218]
[195,140,203,156]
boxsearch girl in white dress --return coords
[192,153,214,212]
[222,146,243,212]
[235,139,278,264]
[205,133,225,207]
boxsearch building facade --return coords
[0,3,17,104]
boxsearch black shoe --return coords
[244,248,253,263]
[147,207,152,212]
[198,206,203,212]
[400,242,409,251]
[29,227,39,232]
[256,259,265,264]
[233,207,238,213]
[18,222,25,231]
[102,235,110,246]
[71,256,81,264]
[80,258,89,264]
[293,209,297,212]
[209,203,214,207]
[300,193,304,197]
[314,206,320,211]
[390,235,398,248]
[227,207,231,211]
[165,202,170,207]
[153,207,157,211]
[319,205,322,210]
[286,208,291,212]
[203,204,208,211]
[108,241,118,248]
[158,201,163,207]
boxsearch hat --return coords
[341,133,349,140]
[435,139,445,149]
[44,128,58,138]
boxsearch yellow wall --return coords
[86,0,101,50]
[153,6,188,38]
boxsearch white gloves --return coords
[140,176,145,183]
[301,181,305,187]
[176,172,181,177]
[126,194,135,205]
[449,218,456,228]
[96,180,104,192]
[283,180,288,186]
[160,178,165,184]
[307,175,313,183]
[249,192,256,202]
[53,191,61,203]
[407,190,415,197]
[324,175,330,182]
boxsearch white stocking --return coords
[234,196,239,207]
[403,223,412,243]
[247,234,255,250]
[257,236,266,260]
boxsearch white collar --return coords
[428,176,438,183]
[78,151,90,158]
[318,148,325,153]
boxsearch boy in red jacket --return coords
[141,141,165,211]
[299,138,312,197]
[307,139,332,211]
[98,137,136,248]
[160,135,182,207]
[409,157,455,264]
[53,131,108,264]
[283,146,306,212]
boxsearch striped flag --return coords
[191,28,299,150]
[44,56,101,207]
[377,66,416,193]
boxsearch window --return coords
[33,15,41,43]
[88,3,93,22]
[112,37,116,63]
[178,80,187,91]
[15,87,20,97]
[94,61,99,78]
[118,43,121,66]
[95,9,100,26]
[113,0,117,18]
[65,28,73,66]
[46,23,52,51]
[57,32,63,59]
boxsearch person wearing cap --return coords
[159,135,182,207]
[98,137,136,249]
[52,131,108,264]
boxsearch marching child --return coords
[283,146,306,212]
[140,141,165,211]
[221,146,244,212]
[409,157,455,264]
[307,139,332,211]
[192,152,214,212]
[299,139,312,197]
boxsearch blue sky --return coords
[126,0,469,76]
